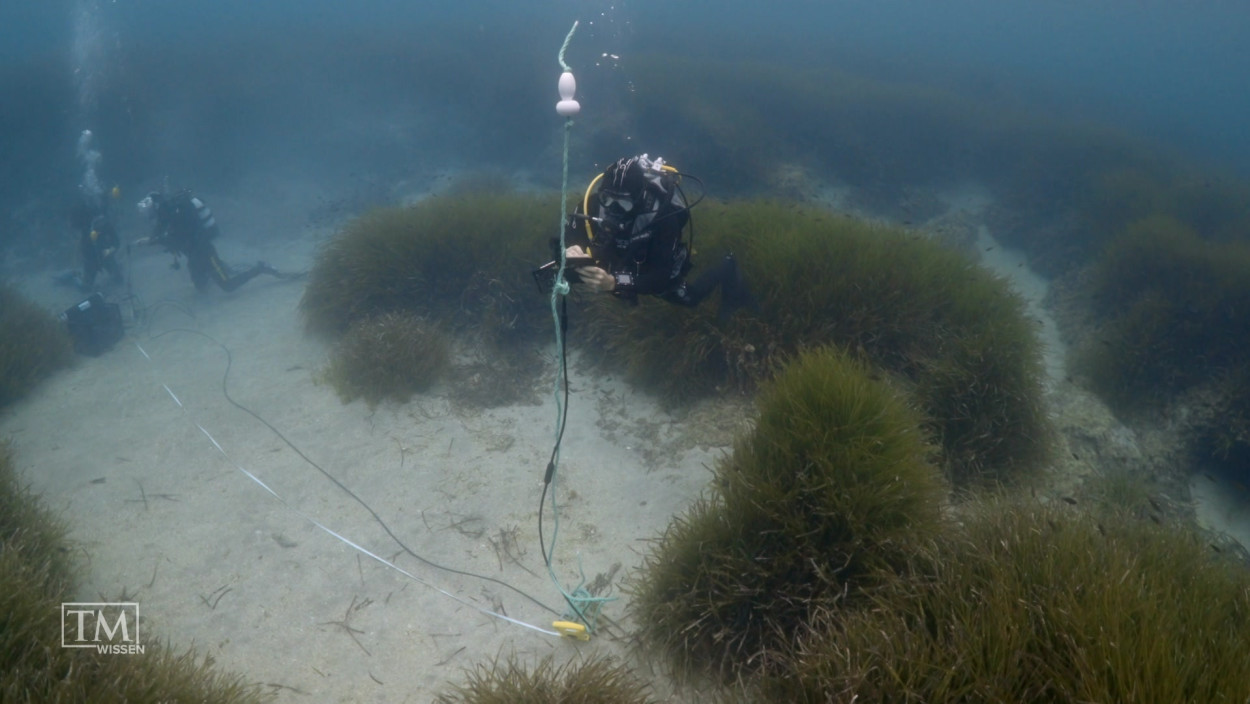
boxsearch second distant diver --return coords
[79,212,124,289]
[132,189,282,292]
[559,154,755,319]
[70,189,124,290]
[66,129,124,290]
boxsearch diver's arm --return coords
[132,230,164,248]
[581,266,617,292]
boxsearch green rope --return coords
[545,19,616,633]
[558,19,578,72]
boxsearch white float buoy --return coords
[556,71,580,116]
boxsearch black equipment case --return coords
[62,293,123,356]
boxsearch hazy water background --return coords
[1,0,1248,257]
[3,4,1250,697]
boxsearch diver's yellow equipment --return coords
[582,172,605,242]
[553,621,590,640]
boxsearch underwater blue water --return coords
[3,3,1250,697]
[657,0,1250,171]
[1,0,1248,255]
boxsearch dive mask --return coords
[599,190,635,214]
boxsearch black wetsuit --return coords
[72,199,123,289]
[564,187,691,302]
[564,184,752,315]
[82,216,123,288]
[149,191,268,292]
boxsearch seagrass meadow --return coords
[300,190,558,406]
[1066,212,1250,484]
[576,198,1051,488]
[0,282,74,411]
[435,655,657,704]
[320,311,451,408]
[628,347,948,681]
[289,141,1250,704]
[303,190,1052,485]
[300,191,556,343]
[752,498,1250,703]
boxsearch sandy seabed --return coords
[4,183,737,702]
[4,179,1249,702]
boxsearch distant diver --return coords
[132,189,285,292]
[66,129,124,290]
[553,154,754,319]
[80,212,124,289]
[70,191,125,290]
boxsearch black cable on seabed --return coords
[139,323,561,625]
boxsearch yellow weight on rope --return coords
[552,621,589,640]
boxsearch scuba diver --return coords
[60,130,123,290]
[132,189,283,292]
[78,212,124,289]
[559,154,754,318]
[69,188,124,290]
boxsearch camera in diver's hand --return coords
[532,256,596,293]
